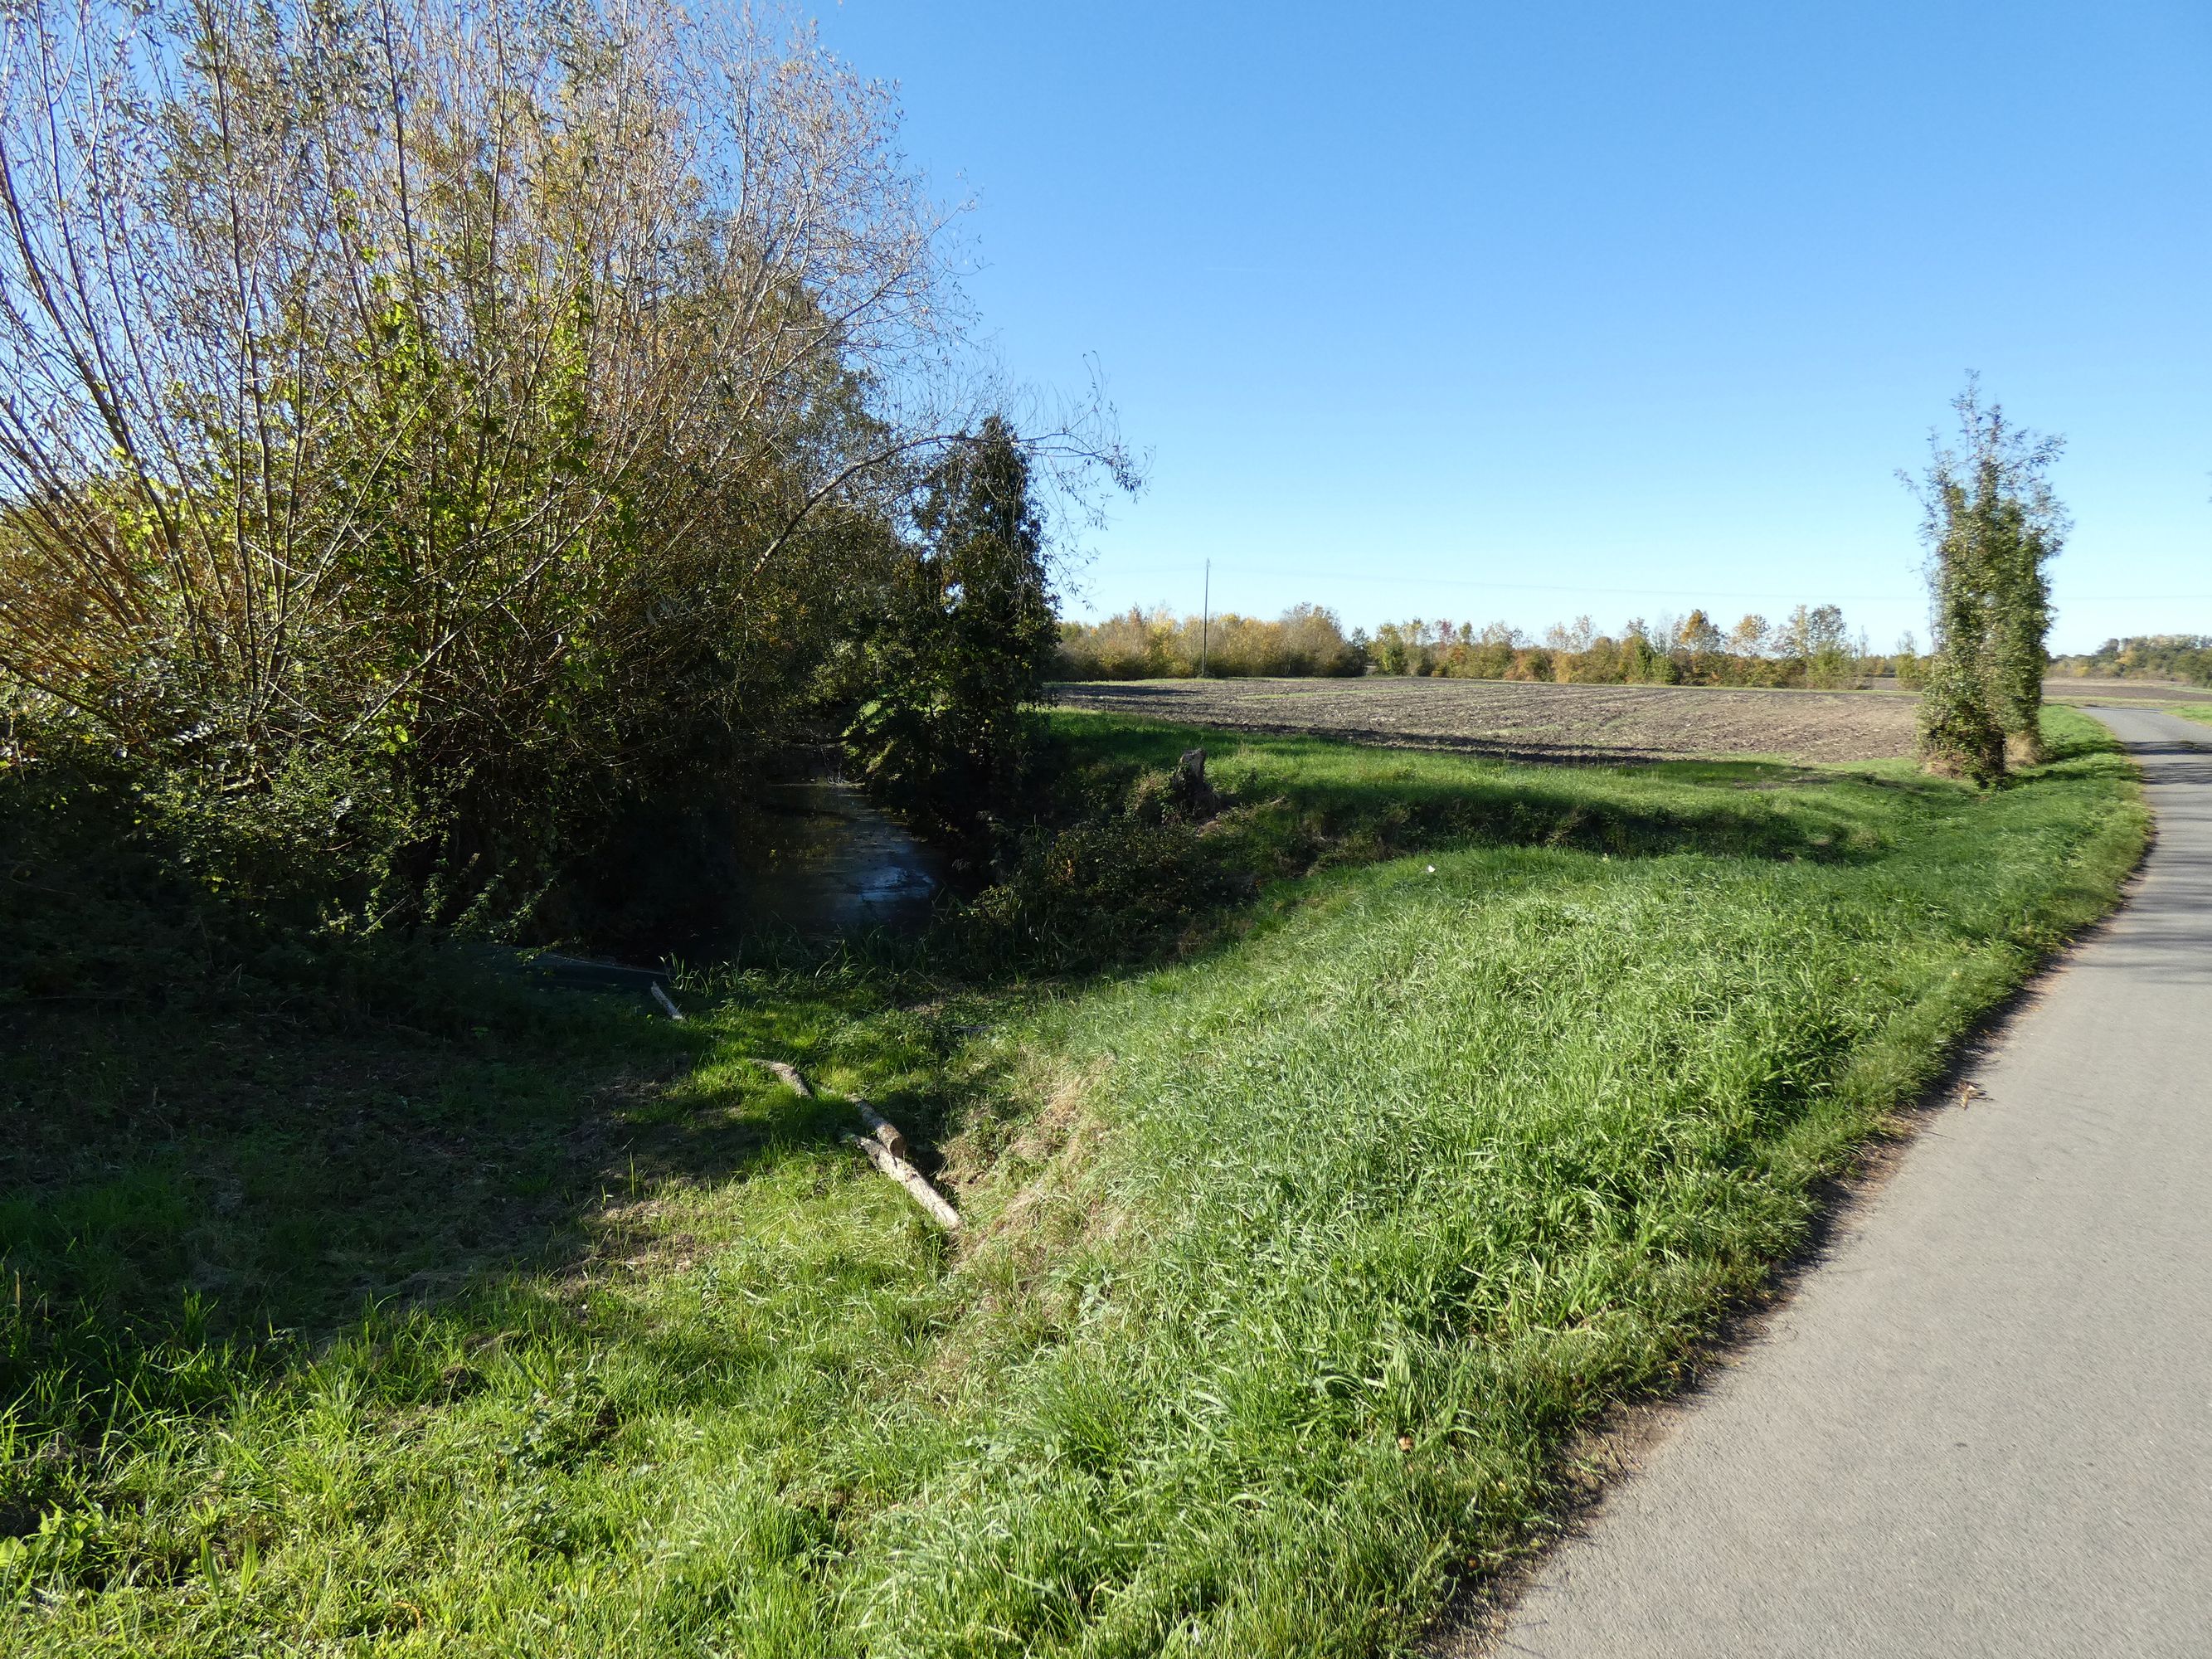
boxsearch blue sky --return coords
[813,2,2210,654]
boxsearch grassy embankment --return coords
[2,707,2144,1655]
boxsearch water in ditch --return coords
[522,753,948,996]
[735,771,946,941]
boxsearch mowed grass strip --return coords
[1,709,2144,1655]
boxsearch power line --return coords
[1096,562,1909,602]
[1087,560,2212,606]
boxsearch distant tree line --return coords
[1054,601,1916,688]
[1057,605,1364,679]
[2051,636,2212,688]
[1366,606,1893,689]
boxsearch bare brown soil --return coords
[2041,674,2212,704]
[1053,677,1921,764]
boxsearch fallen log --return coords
[852,1100,909,1160]
[751,1059,951,1228]
[843,1132,960,1232]
[754,1062,909,1154]
[752,1058,809,1096]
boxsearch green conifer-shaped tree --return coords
[1909,380,2067,781]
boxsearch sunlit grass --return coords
[2,708,2145,1654]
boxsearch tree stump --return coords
[1175,747,1220,816]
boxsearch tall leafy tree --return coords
[846,416,1057,842]
[0,0,1128,927]
[1909,380,2068,780]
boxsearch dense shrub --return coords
[0,0,1123,933]
[838,421,1061,845]
[954,816,1246,971]
[0,730,538,1022]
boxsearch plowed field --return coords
[2044,675,2212,704]
[1053,677,1921,763]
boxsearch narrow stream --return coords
[525,753,947,991]
[737,772,946,940]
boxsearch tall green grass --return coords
[1,708,2144,1654]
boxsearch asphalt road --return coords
[1466,705,2212,1658]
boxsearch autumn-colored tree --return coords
[0,0,1125,918]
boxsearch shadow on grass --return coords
[0,709,2016,1514]
[1038,713,1922,870]
[0,943,975,1488]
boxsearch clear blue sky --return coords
[813,1,2210,654]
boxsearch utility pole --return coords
[1199,559,1210,678]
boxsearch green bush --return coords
[841,421,1061,847]
[0,0,1125,938]
[954,816,1247,972]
